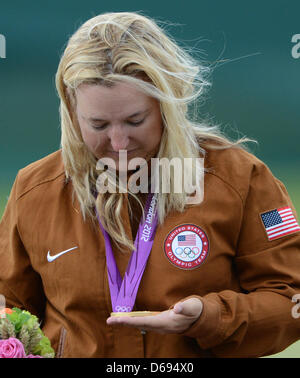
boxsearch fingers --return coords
[173,302,183,314]
[106,298,203,335]
[174,298,203,318]
[107,316,147,332]
[106,312,166,329]
[107,310,178,334]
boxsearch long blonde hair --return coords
[55,11,255,251]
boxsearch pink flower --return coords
[0,337,26,358]
[26,354,43,358]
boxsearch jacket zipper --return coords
[56,327,67,358]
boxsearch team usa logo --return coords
[164,224,209,270]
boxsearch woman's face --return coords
[75,81,164,170]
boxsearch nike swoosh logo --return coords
[47,246,78,262]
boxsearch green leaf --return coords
[4,307,55,358]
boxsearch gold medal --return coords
[110,311,160,317]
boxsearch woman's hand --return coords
[106,297,203,334]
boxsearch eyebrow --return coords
[86,108,150,122]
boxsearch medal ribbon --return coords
[97,193,158,312]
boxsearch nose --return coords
[107,124,130,151]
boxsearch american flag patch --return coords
[260,206,300,241]
[177,234,197,246]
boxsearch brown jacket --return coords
[0,147,300,358]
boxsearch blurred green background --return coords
[0,0,299,357]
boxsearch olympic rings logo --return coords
[115,305,131,312]
[175,246,200,259]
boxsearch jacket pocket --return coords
[56,327,67,358]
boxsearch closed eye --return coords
[91,117,145,130]
[91,124,108,131]
[127,119,144,126]
[92,120,145,130]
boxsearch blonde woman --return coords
[0,12,299,358]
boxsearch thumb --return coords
[173,298,203,317]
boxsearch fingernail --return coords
[174,304,182,313]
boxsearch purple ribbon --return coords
[97,194,158,312]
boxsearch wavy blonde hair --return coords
[55,11,255,251]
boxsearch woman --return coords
[0,11,299,358]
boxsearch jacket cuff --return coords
[169,295,224,350]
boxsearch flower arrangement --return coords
[0,308,55,358]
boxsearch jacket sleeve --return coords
[176,161,300,357]
[0,173,46,320]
